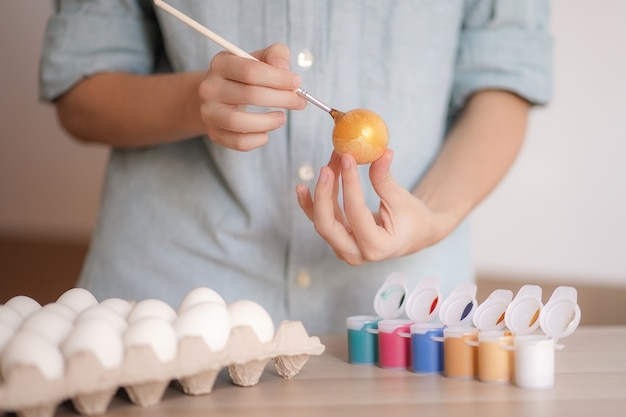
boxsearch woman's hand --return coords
[296,150,446,266]
[295,90,530,266]
[199,43,307,151]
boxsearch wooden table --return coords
[54,325,626,417]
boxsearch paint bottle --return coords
[346,272,411,368]
[470,289,514,383]
[437,283,479,379]
[512,286,581,389]
[471,330,514,383]
[346,315,380,365]
[410,322,444,374]
[404,277,443,374]
[373,272,412,369]
[377,318,413,369]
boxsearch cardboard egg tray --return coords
[0,320,325,417]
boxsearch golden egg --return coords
[332,108,389,164]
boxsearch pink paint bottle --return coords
[377,319,413,369]
[372,272,412,369]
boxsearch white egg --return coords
[174,301,231,351]
[178,287,226,312]
[18,309,73,345]
[0,323,14,354]
[41,302,78,321]
[4,295,41,318]
[75,305,128,334]
[1,332,65,381]
[56,287,98,314]
[99,298,133,318]
[123,317,177,363]
[0,305,23,330]
[227,300,275,344]
[126,299,177,324]
[62,319,124,369]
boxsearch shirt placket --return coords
[285,0,334,321]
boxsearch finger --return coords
[212,51,300,91]
[199,73,306,111]
[312,166,360,253]
[339,153,379,234]
[367,149,399,231]
[326,152,344,221]
[219,82,307,109]
[205,125,269,151]
[295,184,314,222]
[201,103,286,134]
[368,149,396,196]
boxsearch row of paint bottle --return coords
[346,273,581,389]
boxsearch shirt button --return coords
[297,49,314,68]
[298,164,315,181]
[296,271,312,289]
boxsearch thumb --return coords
[369,149,403,202]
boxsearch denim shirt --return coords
[40,0,552,334]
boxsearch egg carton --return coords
[0,319,325,417]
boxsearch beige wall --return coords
[0,2,107,240]
[1,1,625,288]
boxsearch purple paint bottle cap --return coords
[373,272,409,319]
[504,285,544,335]
[539,286,581,340]
[405,277,441,324]
[472,289,513,331]
[438,283,477,327]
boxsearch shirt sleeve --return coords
[451,0,553,112]
[39,0,161,101]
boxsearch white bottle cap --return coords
[504,285,543,335]
[373,272,409,319]
[472,289,513,331]
[404,277,441,324]
[539,286,581,340]
[438,283,477,327]
[346,315,380,331]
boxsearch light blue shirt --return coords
[40,0,552,334]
